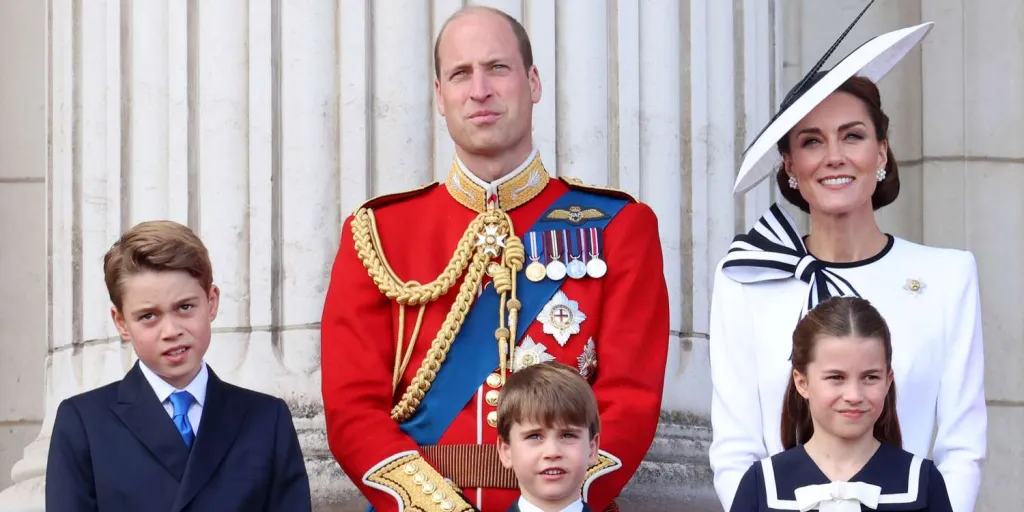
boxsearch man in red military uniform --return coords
[320,6,670,512]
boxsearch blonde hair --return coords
[497,361,599,442]
[103,220,213,311]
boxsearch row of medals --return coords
[522,231,607,282]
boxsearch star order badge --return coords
[538,291,586,346]
[513,336,556,372]
[577,338,597,380]
[475,223,506,257]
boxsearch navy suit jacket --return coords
[45,362,312,512]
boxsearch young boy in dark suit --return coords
[45,220,312,511]
[496,361,601,512]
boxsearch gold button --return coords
[422,482,437,494]
[413,473,426,485]
[485,389,500,406]
[486,373,502,388]
[487,410,498,427]
[403,463,417,475]
[432,491,446,503]
[441,500,455,511]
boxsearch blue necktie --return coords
[168,390,195,448]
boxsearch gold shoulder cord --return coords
[349,205,524,422]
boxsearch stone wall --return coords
[0,0,1021,510]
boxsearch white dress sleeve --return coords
[708,263,768,511]
[932,251,987,512]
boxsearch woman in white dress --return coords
[707,6,987,512]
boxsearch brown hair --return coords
[103,220,214,312]
[433,6,534,79]
[497,361,600,443]
[775,74,900,213]
[781,297,901,449]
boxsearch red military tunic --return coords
[321,151,670,512]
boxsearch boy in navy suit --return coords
[497,362,601,512]
[45,220,312,511]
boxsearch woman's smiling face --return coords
[783,91,888,217]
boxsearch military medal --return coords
[525,231,546,282]
[566,230,587,279]
[545,231,567,280]
[586,227,607,278]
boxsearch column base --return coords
[0,435,49,512]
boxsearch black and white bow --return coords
[721,203,861,317]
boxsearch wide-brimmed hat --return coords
[733,0,934,195]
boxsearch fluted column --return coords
[0,0,778,509]
[920,1,1024,509]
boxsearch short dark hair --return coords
[103,220,214,312]
[433,6,534,79]
[496,362,600,443]
[775,75,901,213]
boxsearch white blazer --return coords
[708,207,987,512]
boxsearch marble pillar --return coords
[919,1,1024,509]
[0,1,777,510]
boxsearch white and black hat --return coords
[733,0,934,195]
[721,1,935,317]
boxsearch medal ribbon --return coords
[548,230,561,262]
[577,228,589,263]
[560,230,571,265]
[588,227,602,259]
[528,231,541,261]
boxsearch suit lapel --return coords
[172,367,249,512]
[110,363,192,481]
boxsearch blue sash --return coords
[397,188,629,445]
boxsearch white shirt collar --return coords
[516,496,584,512]
[138,359,209,407]
[455,147,538,196]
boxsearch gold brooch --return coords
[903,278,926,296]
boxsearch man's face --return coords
[434,11,541,159]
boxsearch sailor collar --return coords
[444,148,550,212]
[760,444,929,511]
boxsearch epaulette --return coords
[356,182,439,211]
[559,176,637,203]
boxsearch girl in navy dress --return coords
[730,297,953,512]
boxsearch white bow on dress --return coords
[794,480,881,511]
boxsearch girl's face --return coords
[783,91,888,217]
[794,335,892,442]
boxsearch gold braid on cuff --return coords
[365,453,475,512]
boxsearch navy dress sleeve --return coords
[729,462,763,512]
[926,462,954,512]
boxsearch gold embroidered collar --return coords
[444,150,550,212]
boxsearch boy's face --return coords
[111,270,219,389]
[498,420,599,509]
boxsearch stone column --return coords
[0,0,338,508]
[920,1,1024,509]
[0,1,779,510]
[0,0,47,495]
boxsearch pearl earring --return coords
[876,167,886,181]
[788,176,798,189]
